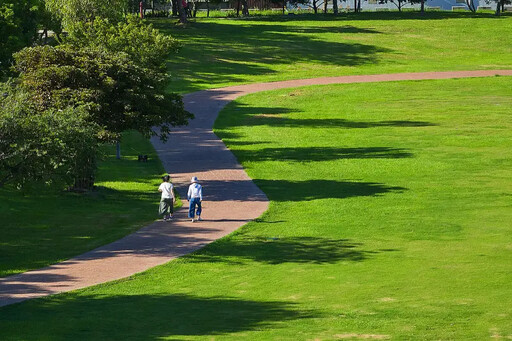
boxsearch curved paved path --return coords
[1,70,511,307]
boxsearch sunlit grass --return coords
[155,12,512,93]
[1,77,510,339]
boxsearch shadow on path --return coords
[201,179,406,202]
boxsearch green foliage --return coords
[45,0,129,32]
[0,0,41,74]
[0,83,99,189]
[13,45,192,142]
[67,15,181,71]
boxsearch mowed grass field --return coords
[155,12,512,93]
[0,131,175,277]
[1,77,510,340]
[2,13,510,277]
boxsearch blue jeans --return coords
[188,198,202,218]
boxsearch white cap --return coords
[191,176,198,183]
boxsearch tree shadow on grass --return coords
[188,236,383,265]
[256,179,406,202]
[0,184,162,278]
[156,21,391,92]
[235,147,413,163]
[218,104,437,130]
[0,293,317,340]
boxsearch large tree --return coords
[0,0,41,73]
[45,0,129,32]
[13,45,192,144]
[491,0,511,15]
[66,15,180,71]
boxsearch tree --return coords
[381,0,407,11]
[465,0,476,12]
[0,0,41,74]
[13,45,192,144]
[333,0,338,14]
[45,0,129,32]
[353,0,362,12]
[66,15,180,71]
[240,0,250,16]
[490,0,511,15]
[0,84,99,189]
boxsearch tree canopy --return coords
[14,44,192,143]
[45,0,129,31]
[0,0,41,73]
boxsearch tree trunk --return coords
[465,0,476,12]
[237,0,241,16]
[177,0,187,23]
[420,0,425,13]
[324,0,328,13]
[192,0,197,17]
[172,0,178,16]
[357,0,361,11]
[495,0,501,15]
[241,0,249,16]
[333,0,338,14]
[207,0,210,17]
[312,0,318,13]
[354,0,357,12]
[116,142,121,160]
[283,0,286,14]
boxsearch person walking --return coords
[158,175,175,221]
[188,176,203,222]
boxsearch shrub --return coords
[0,84,99,189]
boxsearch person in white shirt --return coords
[187,176,203,222]
[158,175,175,221]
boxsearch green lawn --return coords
[0,131,177,277]
[156,12,512,93]
[1,77,511,340]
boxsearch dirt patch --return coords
[378,297,396,302]
[334,333,390,339]
[254,114,284,119]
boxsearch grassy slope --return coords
[1,77,510,340]
[156,12,512,93]
[0,131,177,277]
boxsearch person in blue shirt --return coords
[187,176,203,222]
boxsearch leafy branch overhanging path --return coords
[1,70,511,307]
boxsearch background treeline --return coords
[143,0,510,19]
[0,0,192,191]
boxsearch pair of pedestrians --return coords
[158,175,203,222]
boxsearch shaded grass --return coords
[156,12,512,93]
[0,131,178,277]
[1,77,511,339]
